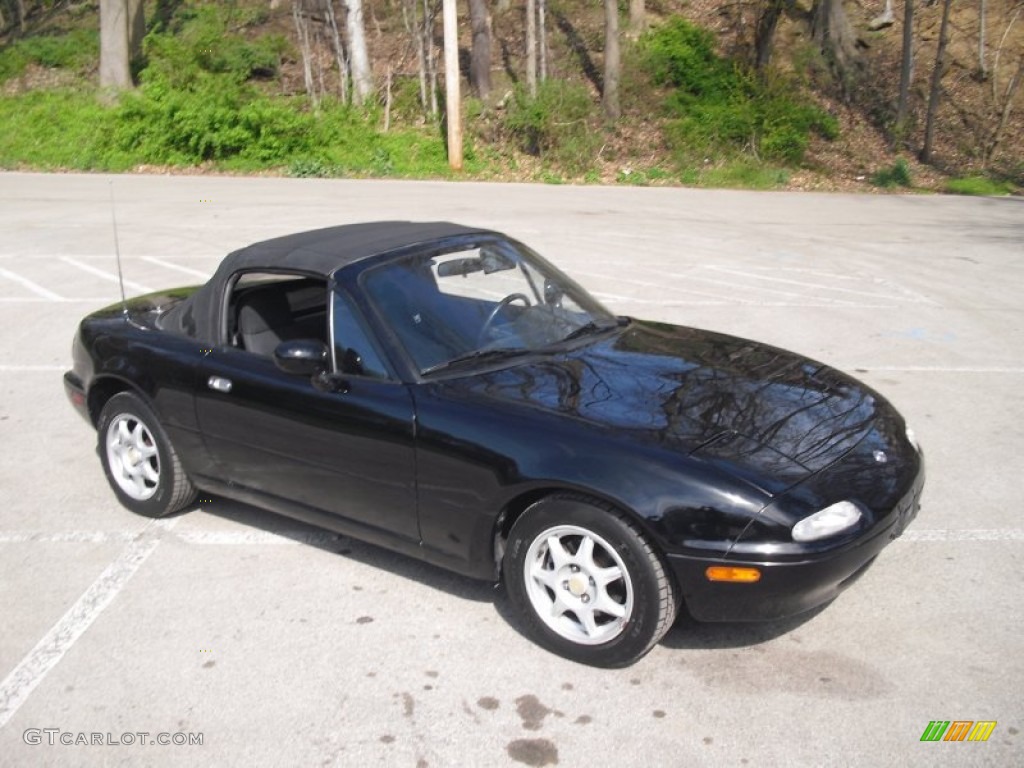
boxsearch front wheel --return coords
[503,494,678,667]
[97,392,197,518]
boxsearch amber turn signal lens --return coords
[705,566,761,583]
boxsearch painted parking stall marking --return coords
[0,519,178,730]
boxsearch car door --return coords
[194,273,419,544]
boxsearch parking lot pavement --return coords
[0,172,1020,766]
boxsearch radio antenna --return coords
[109,182,128,316]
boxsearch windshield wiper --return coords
[421,347,534,376]
[559,320,618,343]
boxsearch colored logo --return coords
[920,721,997,742]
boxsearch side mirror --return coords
[274,339,328,376]
[339,347,365,376]
[544,278,564,306]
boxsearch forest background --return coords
[1,0,1021,194]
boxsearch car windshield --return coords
[362,237,618,374]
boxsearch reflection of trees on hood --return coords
[454,322,879,471]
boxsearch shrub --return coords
[638,19,836,165]
[503,80,601,175]
[0,28,99,82]
[871,158,913,188]
[945,175,1015,196]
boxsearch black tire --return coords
[503,494,678,667]
[96,392,196,518]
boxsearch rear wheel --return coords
[97,392,196,518]
[503,494,677,667]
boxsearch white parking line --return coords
[0,266,63,301]
[0,297,115,303]
[176,530,347,546]
[704,265,928,304]
[0,365,66,372]
[0,529,346,546]
[141,257,210,280]
[0,531,137,543]
[60,257,153,293]
[667,272,874,305]
[0,519,176,729]
[900,529,1024,541]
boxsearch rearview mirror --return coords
[437,257,483,278]
[274,339,328,376]
[480,244,514,273]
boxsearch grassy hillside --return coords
[0,0,1020,193]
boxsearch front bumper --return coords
[63,370,90,423]
[669,466,924,622]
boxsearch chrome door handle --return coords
[207,376,232,393]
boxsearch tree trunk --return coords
[325,0,350,104]
[292,0,317,106]
[869,0,895,30]
[985,57,1024,162]
[811,0,861,91]
[603,0,620,120]
[979,0,987,77]
[526,0,537,97]
[469,0,491,98]
[538,0,547,82]
[345,0,374,105]
[921,0,953,163]
[754,0,786,71]
[895,0,914,132]
[127,0,144,60]
[629,0,645,34]
[100,0,133,90]
[425,0,438,116]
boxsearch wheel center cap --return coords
[568,575,588,597]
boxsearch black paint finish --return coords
[65,225,923,623]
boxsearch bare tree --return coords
[754,0,787,71]
[325,1,350,104]
[292,2,316,105]
[345,0,374,105]
[986,57,1024,161]
[100,0,145,91]
[629,0,645,34]
[603,0,620,120]
[979,0,988,77]
[869,0,895,30]
[538,0,547,82]
[469,0,491,98]
[400,0,429,111]
[526,0,537,96]
[811,0,862,91]
[895,0,914,134]
[921,0,953,163]
[985,5,1024,161]
[424,0,439,115]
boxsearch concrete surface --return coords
[0,172,1021,767]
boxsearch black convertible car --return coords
[64,222,923,667]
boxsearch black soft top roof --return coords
[219,221,488,276]
[163,221,493,341]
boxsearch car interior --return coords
[229,274,328,357]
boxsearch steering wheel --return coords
[478,293,531,344]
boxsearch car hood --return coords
[440,320,883,494]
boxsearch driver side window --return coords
[332,290,391,380]
[228,272,328,357]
